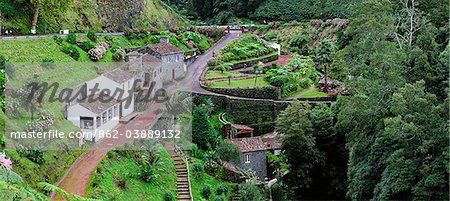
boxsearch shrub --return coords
[114,174,128,189]
[239,183,263,201]
[87,31,97,42]
[79,41,95,52]
[40,58,56,69]
[53,35,63,45]
[61,46,80,61]
[169,26,179,33]
[104,35,113,42]
[216,140,240,163]
[216,185,228,195]
[150,36,160,43]
[88,46,107,61]
[214,196,225,201]
[150,27,159,35]
[193,163,204,179]
[201,184,212,199]
[17,146,45,164]
[163,191,175,201]
[66,33,77,44]
[113,50,126,61]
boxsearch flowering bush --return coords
[0,152,12,171]
[26,111,55,133]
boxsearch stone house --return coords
[228,137,268,181]
[66,68,135,142]
[137,40,187,83]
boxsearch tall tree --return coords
[276,103,347,199]
[315,38,334,92]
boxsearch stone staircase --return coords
[231,186,241,201]
[169,149,193,201]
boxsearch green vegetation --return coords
[208,33,276,67]
[87,148,177,200]
[204,70,245,80]
[189,158,235,200]
[266,55,319,94]
[255,19,347,54]
[207,76,271,88]
[0,0,186,34]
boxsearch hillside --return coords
[0,0,187,34]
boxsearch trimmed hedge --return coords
[201,85,281,100]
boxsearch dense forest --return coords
[165,0,356,24]
[269,0,449,200]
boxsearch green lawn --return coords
[300,88,328,98]
[207,76,272,88]
[204,70,245,80]
[87,148,178,200]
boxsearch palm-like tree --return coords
[315,38,334,92]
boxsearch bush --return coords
[216,140,240,163]
[66,33,77,44]
[150,27,159,35]
[163,191,175,201]
[61,46,80,61]
[53,35,64,45]
[104,35,113,42]
[113,50,126,61]
[201,184,212,199]
[79,41,95,52]
[17,146,45,164]
[214,196,225,201]
[193,163,204,179]
[150,36,160,43]
[216,185,228,195]
[239,183,263,201]
[87,31,97,42]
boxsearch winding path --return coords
[51,31,241,200]
[52,31,332,200]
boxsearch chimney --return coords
[160,36,169,43]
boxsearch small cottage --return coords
[138,41,187,83]
[228,137,268,181]
[66,68,135,142]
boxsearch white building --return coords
[66,68,135,142]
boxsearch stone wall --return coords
[229,54,278,70]
[201,85,281,100]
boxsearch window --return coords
[102,112,107,124]
[96,116,101,128]
[245,154,250,163]
[108,108,112,120]
[113,106,118,117]
[80,117,94,129]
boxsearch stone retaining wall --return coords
[201,85,281,100]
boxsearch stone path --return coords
[168,149,192,201]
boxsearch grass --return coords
[190,158,236,200]
[207,76,272,88]
[300,88,328,98]
[87,148,178,200]
[211,51,278,69]
[204,70,245,80]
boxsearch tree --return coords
[315,38,334,92]
[276,102,347,199]
[192,106,219,150]
[239,182,264,201]
[30,0,72,33]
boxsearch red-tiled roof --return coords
[228,137,266,152]
[148,42,183,55]
[260,132,282,150]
